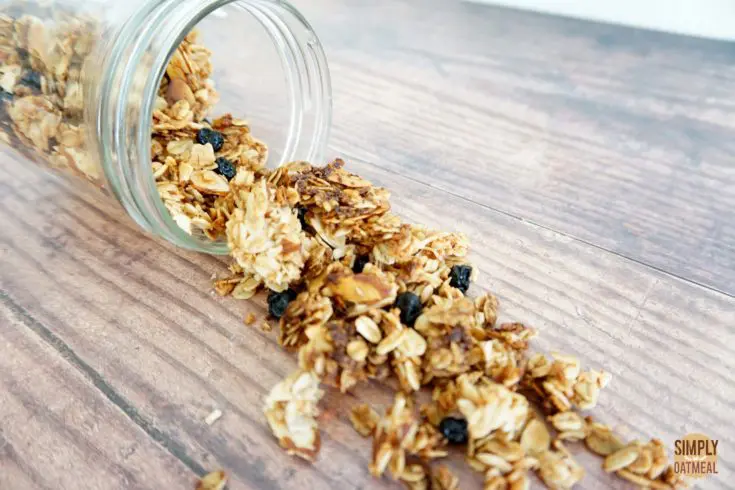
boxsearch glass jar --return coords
[0,0,332,254]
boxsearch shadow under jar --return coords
[0,0,332,254]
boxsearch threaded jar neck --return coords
[91,0,331,254]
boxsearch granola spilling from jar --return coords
[150,33,687,490]
[1,9,688,487]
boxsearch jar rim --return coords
[99,0,332,255]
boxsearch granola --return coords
[0,9,102,185]
[238,147,684,487]
[263,370,323,462]
[350,403,380,437]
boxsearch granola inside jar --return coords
[0,0,331,254]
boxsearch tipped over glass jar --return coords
[0,0,332,254]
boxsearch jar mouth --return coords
[100,0,332,255]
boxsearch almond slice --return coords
[166,77,195,105]
[190,170,230,195]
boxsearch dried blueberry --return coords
[449,265,472,294]
[0,89,13,119]
[267,289,297,319]
[439,417,468,444]
[196,127,225,152]
[214,157,236,180]
[19,70,42,91]
[296,206,308,229]
[0,88,13,103]
[352,255,370,274]
[395,292,422,327]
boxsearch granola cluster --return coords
[263,370,323,460]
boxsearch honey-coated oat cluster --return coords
[1,11,687,489]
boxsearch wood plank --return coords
[0,292,198,490]
[1,154,733,489]
[296,0,735,294]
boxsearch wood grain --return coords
[2,148,733,489]
[0,290,197,490]
[297,0,735,295]
[2,3,734,490]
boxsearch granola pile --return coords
[152,35,686,489]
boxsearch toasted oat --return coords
[431,465,460,490]
[549,412,587,442]
[584,419,624,456]
[350,404,380,437]
[355,315,382,344]
[520,418,551,456]
[244,312,256,325]
[196,470,227,490]
[603,444,641,472]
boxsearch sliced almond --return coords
[326,168,372,188]
[166,139,193,156]
[189,143,215,167]
[329,273,393,304]
[166,77,195,105]
[190,170,230,195]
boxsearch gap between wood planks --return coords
[0,290,210,479]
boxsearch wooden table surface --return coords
[2,1,734,489]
